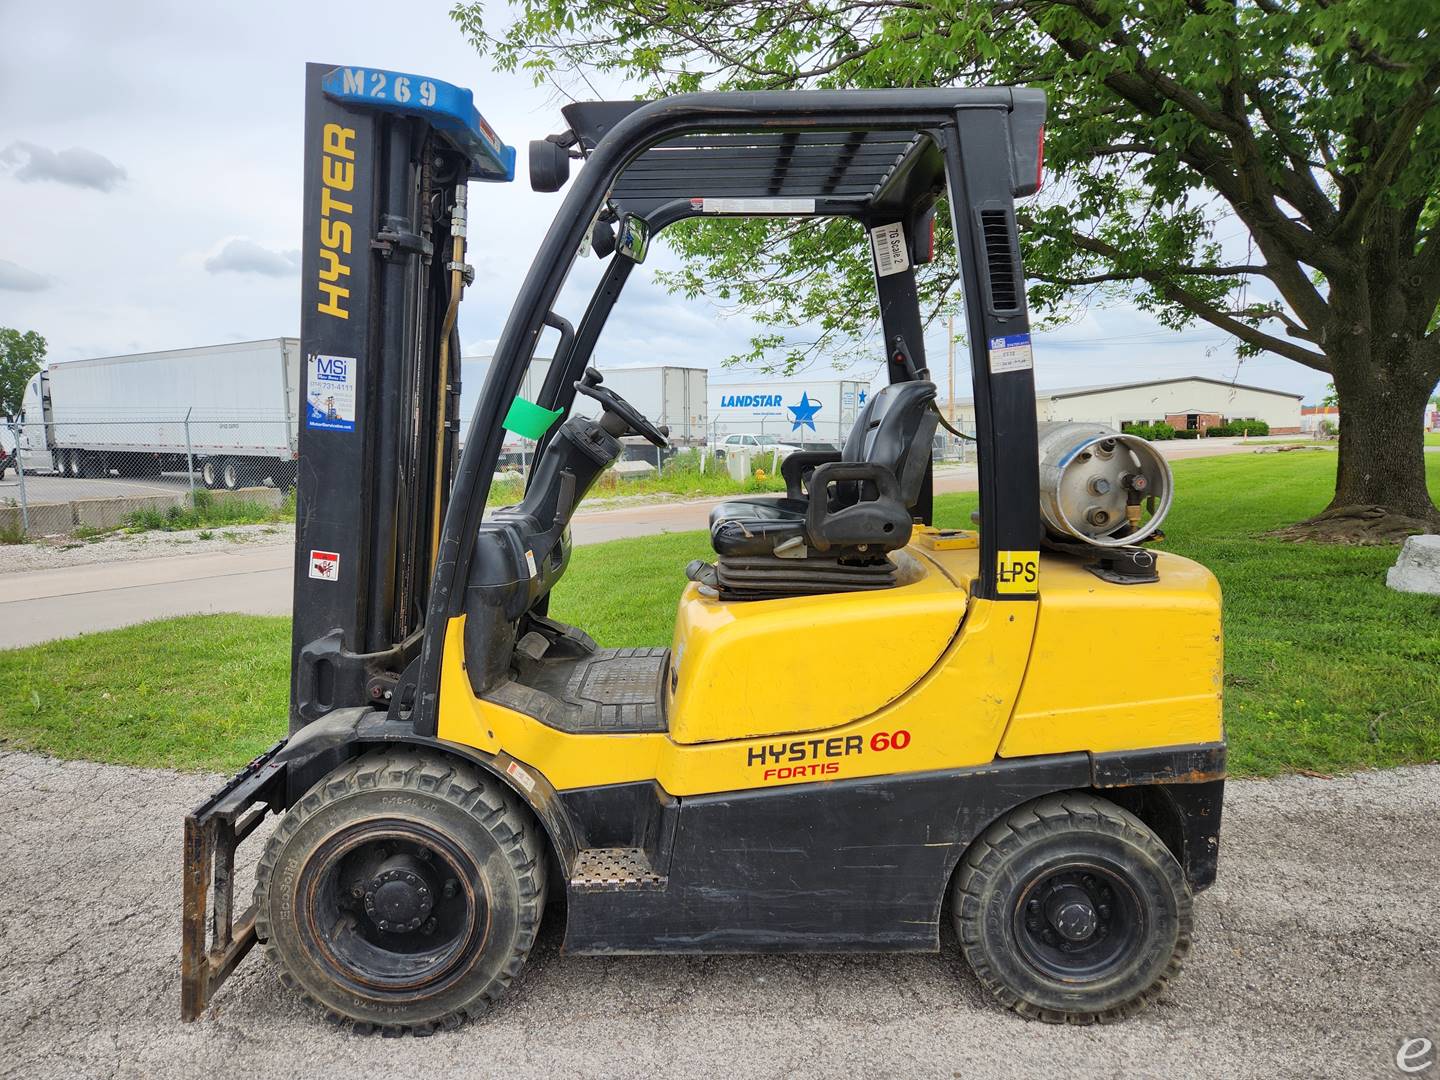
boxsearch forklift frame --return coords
[183,70,1225,1023]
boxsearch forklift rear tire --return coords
[254,750,548,1034]
[951,791,1192,1024]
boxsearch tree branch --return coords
[1059,227,1330,370]
[1333,62,1440,244]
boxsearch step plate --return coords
[570,847,666,891]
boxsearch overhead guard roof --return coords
[559,88,1045,215]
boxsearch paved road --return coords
[0,470,985,648]
[0,750,1434,1079]
[0,442,1321,650]
[0,471,192,504]
[0,547,293,648]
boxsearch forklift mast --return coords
[290,64,514,732]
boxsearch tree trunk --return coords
[1306,336,1440,540]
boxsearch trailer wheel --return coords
[77,451,104,479]
[200,458,220,489]
[255,750,548,1034]
[221,457,242,490]
[951,791,1192,1024]
[63,450,79,478]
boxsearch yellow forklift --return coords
[181,64,1225,1032]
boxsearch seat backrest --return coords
[840,380,938,507]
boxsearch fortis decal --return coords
[747,730,911,782]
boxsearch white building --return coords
[950,376,1303,434]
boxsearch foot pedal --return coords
[570,847,666,891]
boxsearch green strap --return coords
[502,395,563,440]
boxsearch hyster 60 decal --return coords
[747,730,911,782]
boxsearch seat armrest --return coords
[780,451,841,500]
[805,461,910,553]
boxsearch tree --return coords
[0,328,45,419]
[456,0,1440,535]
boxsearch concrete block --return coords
[209,486,284,509]
[1387,534,1440,596]
[1,500,77,537]
[72,493,185,531]
[613,459,657,480]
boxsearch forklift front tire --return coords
[254,750,548,1034]
[952,791,1192,1024]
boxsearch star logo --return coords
[788,391,823,431]
[858,390,867,404]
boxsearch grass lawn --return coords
[0,452,1436,777]
[490,448,790,506]
[1426,432,1440,447]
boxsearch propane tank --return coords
[1036,422,1173,547]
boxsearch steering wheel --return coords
[573,367,670,448]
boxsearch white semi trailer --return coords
[15,338,301,489]
[460,358,707,458]
[708,377,871,451]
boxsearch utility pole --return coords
[947,314,956,423]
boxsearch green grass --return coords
[0,615,289,772]
[1426,432,1440,447]
[124,488,295,533]
[0,453,1436,776]
[491,448,790,506]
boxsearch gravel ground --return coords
[1,752,1435,1079]
[4,522,294,574]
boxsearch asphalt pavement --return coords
[0,750,1434,1079]
[0,471,192,504]
[0,442,1331,650]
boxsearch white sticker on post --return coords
[988,333,1034,374]
[309,549,340,581]
[870,222,909,277]
[700,197,815,215]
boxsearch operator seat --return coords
[689,380,938,599]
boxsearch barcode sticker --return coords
[870,222,909,277]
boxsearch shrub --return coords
[1121,421,1175,441]
[1228,417,1270,436]
[1173,428,1200,439]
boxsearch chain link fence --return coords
[2,415,294,538]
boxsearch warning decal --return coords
[988,333,1034,374]
[870,222,909,277]
[306,353,357,432]
[309,549,340,581]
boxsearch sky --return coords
[0,0,1335,405]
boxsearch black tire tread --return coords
[953,790,1192,1025]
[254,749,547,1035]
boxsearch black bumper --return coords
[1091,741,1226,892]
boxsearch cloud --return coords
[0,142,126,191]
[203,238,300,277]
[0,259,50,292]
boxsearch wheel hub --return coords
[1044,884,1098,942]
[363,854,436,933]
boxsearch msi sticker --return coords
[309,549,340,581]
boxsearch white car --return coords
[713,433,802,460]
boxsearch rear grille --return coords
[980,208,1021,312]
